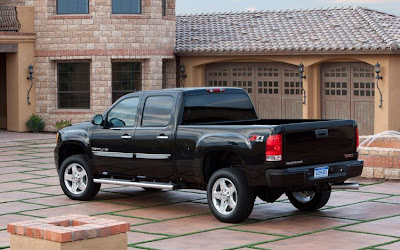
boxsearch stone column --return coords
[143,56,163,90]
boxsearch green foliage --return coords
[26,114,45,133]
[54,119,72,131]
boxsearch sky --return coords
[176,0,400,16]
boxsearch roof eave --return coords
[176,49,400,57]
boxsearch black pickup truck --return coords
[55,87,363,223]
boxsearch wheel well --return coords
[203,151,243,184]
[58,144,86,170]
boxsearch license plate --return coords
[314,167,329,178]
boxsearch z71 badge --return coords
[249,135,265,143]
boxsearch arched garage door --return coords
[321,63,375,135]
[206,63,303,119]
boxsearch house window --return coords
[57,0,89,14]
[112,62,142,103]
[58,63,90,109]
[112,0,141,14]
[162,0,167,16]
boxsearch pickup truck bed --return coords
[55,87,363,223]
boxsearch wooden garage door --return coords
[206,63,303,119]
[321,63,375,135]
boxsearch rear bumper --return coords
[265,160,363,188]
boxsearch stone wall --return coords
[360,147,400,179]
[32,0,176,130]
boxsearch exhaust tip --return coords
[331,182,360,190]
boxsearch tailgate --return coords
[282,120,357,167]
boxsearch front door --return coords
[133,95,175,181]
[91,96,140,177]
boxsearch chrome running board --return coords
[331,182,359,190]
[93,178,180,190]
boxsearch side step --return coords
[93,178,180,190]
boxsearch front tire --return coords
[286,189,331,211]
[59,154,101,201]
[207,168,255,223]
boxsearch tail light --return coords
[356,127,359,151]
[266,134,282,162]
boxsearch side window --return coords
[107,97,139,128]
[142,96,173,127]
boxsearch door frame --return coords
[320,62,375,135]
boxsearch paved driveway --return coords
[0,135,399,249]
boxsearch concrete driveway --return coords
[0,134,399,249]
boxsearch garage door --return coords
[321,63,375,135]
[206,63,303,119]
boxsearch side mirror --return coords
[92,114,104,126]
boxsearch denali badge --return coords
[92,147,109,152]
[286,160,304,166]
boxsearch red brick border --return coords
[7,214,130,243]
[111,14,148,19]
[48,15,93,20]
[35,49,175,57]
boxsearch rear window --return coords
[182,93,257,125]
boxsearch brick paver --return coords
[0,134,399,249]
[257,230,395,250]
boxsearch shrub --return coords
[54,119,72,131]
[26,114,45,133]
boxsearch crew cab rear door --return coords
[90,96,140,177]
[132,94,176,180]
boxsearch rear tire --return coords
[59,154,101,201]
[207,168,255,223]
[286,189,331,211]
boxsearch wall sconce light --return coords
[179,64,187,87]
[180,64,187,78]
[299,63,307,105]
[375,62,383,108]
[26,64,34,105]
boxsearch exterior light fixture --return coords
[179,64,187,87]
[375,62,383,108]
[299,63,307,105]
[26,64,34,105]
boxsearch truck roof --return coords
[127,87,247,96]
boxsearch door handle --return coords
[157,135,169,140]
[121,135,132,140]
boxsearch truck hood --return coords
[60,121,93,134]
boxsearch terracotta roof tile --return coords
[176,7,400,54]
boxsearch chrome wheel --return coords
[211,178,237,215]
[291,191,315,203]
[64,163,88,195]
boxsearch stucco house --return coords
[176,7,400,135]
[1,2,400,136]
